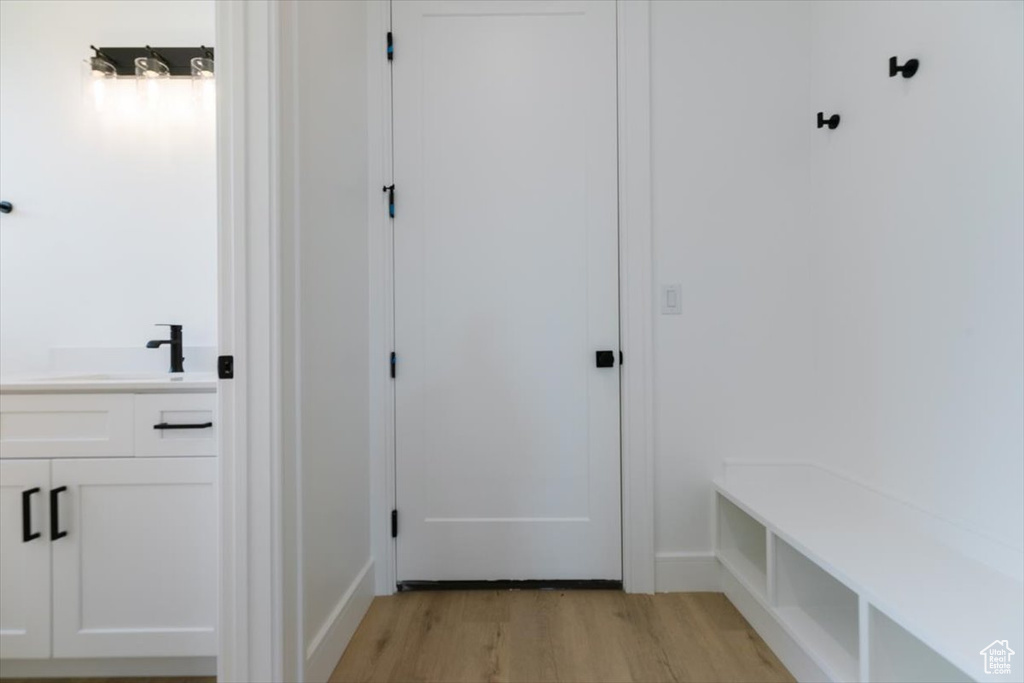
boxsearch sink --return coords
[0,372,218,390]
[31,372,178,381]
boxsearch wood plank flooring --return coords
[330,591,793,683]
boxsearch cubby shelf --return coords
[714,463,1024,683]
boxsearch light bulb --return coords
[135,56,170,109]
[191,56,215,111]
[82,56,116,112]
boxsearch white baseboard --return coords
[654,551,721,592]
[720,565,826,683]
[304,557,375,683]
[0,656,216,679]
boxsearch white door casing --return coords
[0,459,51,658]
[393,0,621,582]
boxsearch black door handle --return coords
[153,421,213,430]
[22,488,40,542]
[596,350,616,368]
[50,486,68,540]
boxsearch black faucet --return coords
[146,324,185,373]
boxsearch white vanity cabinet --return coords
[0,388,217,662]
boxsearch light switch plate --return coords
[661,284,682,315]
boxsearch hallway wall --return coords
[650,0,1024,581]
[279,1,373,680]
[650,1,816,579]
[808,0,1024,553]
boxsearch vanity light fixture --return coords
[82,45,214,112]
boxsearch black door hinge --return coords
[391,509,398,538]
[387,32,394,61]
[218,355,234,379]
[382,184,395,218]
[390,352,397,379]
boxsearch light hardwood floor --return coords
[330,590,793,683]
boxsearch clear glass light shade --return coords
[82,57,117,111]
[135,56,170,108]
[190,57,215,110]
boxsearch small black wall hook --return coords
[889,56,919,78]
[817,112,840,130]
[0,201,12,214]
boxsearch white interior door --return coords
[0,459,50,658]
[393,0,620,582]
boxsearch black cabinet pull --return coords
[22,488,40,542]
[50,486,68,540]
[596,350,616,368]
[153,421,213,430]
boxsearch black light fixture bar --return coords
[94,46,214,77]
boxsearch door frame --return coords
[217,0,654,678]
[366,0,655,595]
[216,1,285,681]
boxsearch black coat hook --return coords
[889,56,919,78]
[0,201,12,214]
[817,112,840,130]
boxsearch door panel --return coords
[393,0,620,581]
[51,457,217,658]
[0,459,51,658]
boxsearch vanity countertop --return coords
[0,372,218,393]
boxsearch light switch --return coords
[661,284,682,315]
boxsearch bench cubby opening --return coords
[868,606,971,683]
[716,494,767,599]
[774,537,859,682]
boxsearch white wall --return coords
[650,1,816,559]
[809,0,1024,552]
[651,0,1023,572]
[279,1,373,681]
[0,1,216,376]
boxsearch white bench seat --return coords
[714,463,1023,683]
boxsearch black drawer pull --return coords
[22,488,40,542]
[153,421,213,430]
[50,486,67,541]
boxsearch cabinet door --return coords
[51,457,216,658]
[0,459,51,658]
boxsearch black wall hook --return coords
[889,56,919,78]
[817,112,840,130]
[0,201,12,214]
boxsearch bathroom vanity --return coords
[0,374,217,665]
